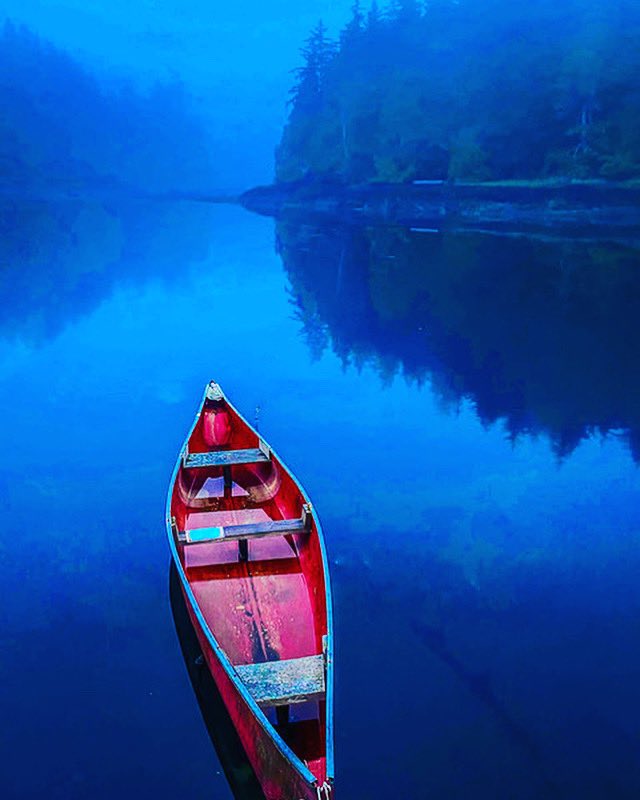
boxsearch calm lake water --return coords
[2,192,640,799]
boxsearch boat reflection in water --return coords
[169,561,265,800]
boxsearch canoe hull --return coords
[181,582,319,800]
[167,382,334,799]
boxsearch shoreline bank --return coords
[240,179,640,236]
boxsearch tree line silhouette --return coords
[278,1,640,184]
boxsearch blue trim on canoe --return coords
[293,450,335,783]
[165,383,332,789]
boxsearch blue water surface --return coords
[1,196,639,799]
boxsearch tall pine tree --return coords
[289,21,336,116]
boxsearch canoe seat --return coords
[184,443,270,469]
[235,654,325,707]
[179,505,312,545]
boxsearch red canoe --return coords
[166,381,334,800]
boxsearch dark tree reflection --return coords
[278,220,640,460]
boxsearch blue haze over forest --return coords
[2,1,640,192]
[0,0,354,191]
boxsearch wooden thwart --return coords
[235,654,325,707]
[184,446,269,469]
[179,504,313,545]
[180,516,307,545]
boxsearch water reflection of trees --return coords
[279,221,640,459]
[0,194,212,343]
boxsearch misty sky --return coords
[0,0,354,189]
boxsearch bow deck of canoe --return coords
[166,382,334,800]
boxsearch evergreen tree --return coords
[340,1,365,48]
[289,21,336,116]
[367,1,383,31]
[387,0,423,23]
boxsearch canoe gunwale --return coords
[165,382,335,789]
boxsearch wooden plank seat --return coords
[184,447,269,469]
[235,655,325,707]
[178,505,312,545]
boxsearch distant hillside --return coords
[277,0,640,184]
[0,21,213,192]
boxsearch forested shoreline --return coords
[277,0,640,185]
[240,178,640,233]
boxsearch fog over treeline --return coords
[0,1,354,192]
[1,1,638,192]
[0,21,214,192]
[279,0,640,183]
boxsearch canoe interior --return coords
[169,391,330,787]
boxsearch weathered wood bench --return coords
[183,440,270,469]
[235,654,325,707]
[177,505,311,545]
[178,515,308,545]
